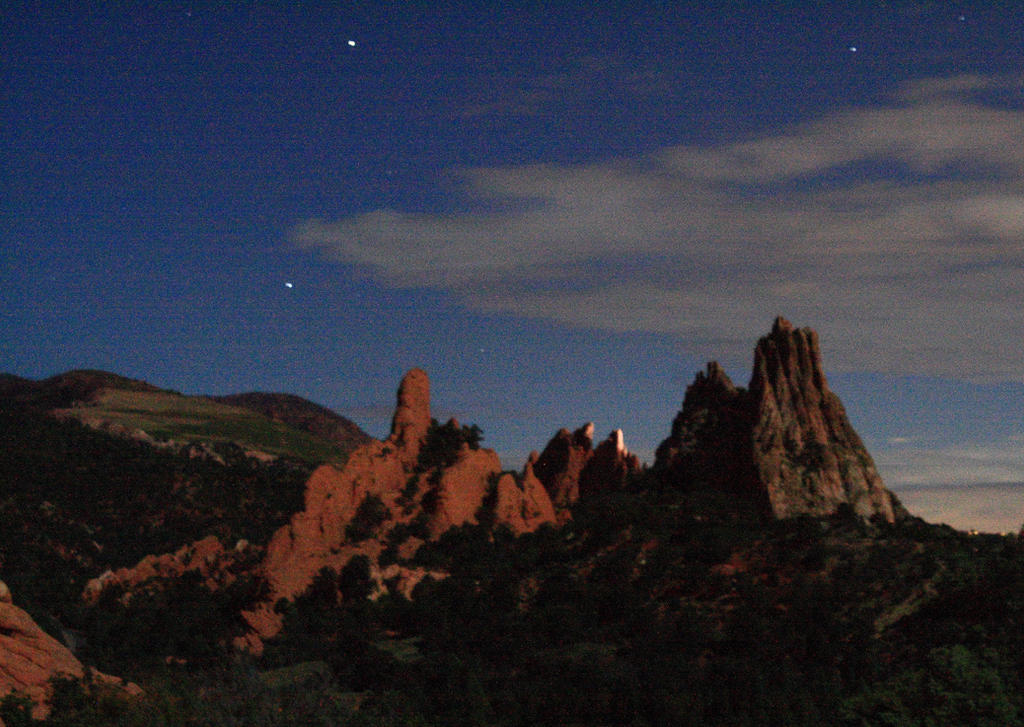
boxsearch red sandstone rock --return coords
[387,368,431,463]
[246,368,556,647]
[426,446,503,537]
[82,535,252,604]
[533,423,640,518]
[493,458,557,535]
[0,588,139,718]
[655,317,904,522]
[260,450,399,606]
[533,423,594,512]
[579,429,641,497]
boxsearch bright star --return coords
[285,282,294,289]
[848,46,857,52]
[347,39,356,47]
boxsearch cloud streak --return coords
[293,74,1024,380]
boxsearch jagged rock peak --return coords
[752,316,829,406]
[772,315,793,334]
[579,430,641,498]
[682,361,741,414]
[388,368,431,457]
[533,424,595,513]
[655,318,904,523]
[610,429,628,456]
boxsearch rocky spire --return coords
[655,317,904,522]
[749,317,900,521]
[533,423,640,518]
[388,368,431,461]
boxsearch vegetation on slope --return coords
[3,382,1024,725]
[0,400,309,620]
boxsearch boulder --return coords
[0,591,139,718]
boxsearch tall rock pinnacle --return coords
[388,368,431,461]
[655,317,904,522]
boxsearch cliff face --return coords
[655,318,904,522]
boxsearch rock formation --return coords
[580,429,642,498]
[82,536,255,605]
[0,583,139,718]
[532,424,595,512]
[388,368,431,463]
[533,423,641,520]
[655,317,904,522]
[494,457,558,534]
[244,368,557,646]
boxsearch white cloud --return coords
[293,74,1024,380]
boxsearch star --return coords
[848,46,857,52]
[347,40,357,47]
[285,282,294,289]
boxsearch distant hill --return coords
[211,391,372,454]
[1,369,370,466]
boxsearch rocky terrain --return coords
[0,319,1021,726]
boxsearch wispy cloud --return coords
[894,484,1024,534]
[293,74,1024,380]
[878,435,1024,487]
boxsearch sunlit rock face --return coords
[655,317,904,523]
[533,423,641,521]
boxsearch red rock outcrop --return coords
[82,536,253,604]
[579,430,641,498]
[388,368,431,463]
[0,583,140,718]
[494,457,558,534]
[655,317,904,522]
[533,423,594,511]
[246,368,556,646]
[533,423,641,520]
[426,446,504,538]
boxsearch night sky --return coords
[4,3,1024,531]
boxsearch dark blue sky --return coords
[5,4,1024,529]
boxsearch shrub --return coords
[345,495,390,542]
[416,420,483,473]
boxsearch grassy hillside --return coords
[5,369,369,466]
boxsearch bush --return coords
[416,420,483,473]
[345,495,390,542]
